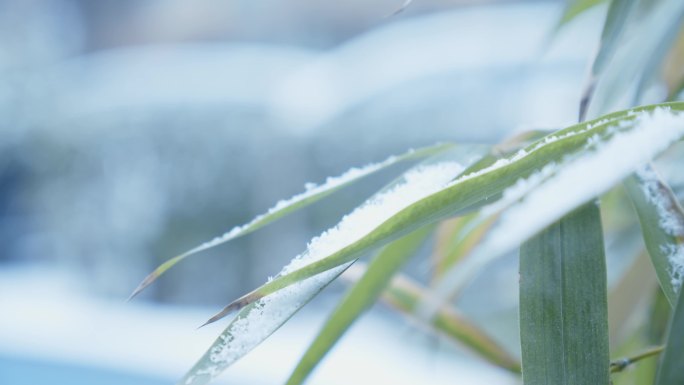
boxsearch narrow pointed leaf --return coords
[178,264,350,385]
[285,225,433,385]
[129,142,454,299]
[424,106,684,314]
[519,203,609,385]
[213,103,684,321]
[181,104,684,385]
[655,286,684,384]
[624,165,684,306]
[432,130,551,279]
[179,153,475,385]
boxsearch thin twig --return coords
[610,345,665,373]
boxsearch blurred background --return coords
[0,0,604,384]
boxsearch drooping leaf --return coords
[178,265,350,385]
[129,142,454,299]
[181,104,684,385]
[431,130,550,279]
[519,203,609,385]
[424,106,684,309]
[624,165,684,306]
[655,286,684,384]
[210,103,684,324]
[285,225,434,385]
[179,151,478,385]
[342,263,521,373]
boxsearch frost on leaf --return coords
[425,107,684,317]
[635,165,684,292]
[182,162,464,385]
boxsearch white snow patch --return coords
[635,166,684,292]
[190,162,465,383]
[635,166,684,237]
[661,244,684,292]
[480,163,557,217]
[445,113,622,188]
[424,107,684,317]
[179,151,408,259]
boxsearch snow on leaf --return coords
[180,161,465,385]
[630,165,684,297]
[425,107,684,317]
[129,143,453,299]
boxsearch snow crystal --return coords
[635,166,684,292]
[479,163,557,217]
[661,244,684,291]
[190,161,464,382]
[635,166,684,237]
[446,113,618,187]
[283,162,464,273]
[424,107,684,318]
[179,152,407,259]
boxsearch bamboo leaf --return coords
[342,263,521,373]
[431,130,550,279]
[421,106,684,312]
[178,149,481,385]
[285,225,433,385]
[209,103,684,324]
[655,286,684,384]
[519,203,609,385]
[178,265,349,385]
[180,104,684,385]
[129,143,453,299]
[624,165,684,306]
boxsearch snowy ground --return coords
[0,266,519,385]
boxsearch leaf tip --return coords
[127,272,158,301]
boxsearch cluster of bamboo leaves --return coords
[130,0,684,384]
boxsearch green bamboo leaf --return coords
[129,142,454,299]
[180,104,684,385]
[209,103,684,324]
[655,286,684,384]
[285,225,434,385]
[624,165,684,306]
[431,130,550,279]
[342,263,521,373]
[178,148,482,385]
[422,107,684,317]
[519,203,609,385]
[178,266,348,385]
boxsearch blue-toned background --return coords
[0,0,601,383]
